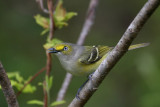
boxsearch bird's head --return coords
[48,43,73,55]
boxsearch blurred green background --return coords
[0,0,160,107]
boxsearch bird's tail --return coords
[128,43,149,50]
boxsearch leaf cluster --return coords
[34,0,77,35]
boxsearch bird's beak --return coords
[48,48,59,53]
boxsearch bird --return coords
[48,42,149,76]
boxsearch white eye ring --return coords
[64,46,68,51]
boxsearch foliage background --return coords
[0,0,160,107]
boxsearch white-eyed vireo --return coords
[48,43,149,76]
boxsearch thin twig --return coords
[47,0,54,40]
[44,52,52,107]
[16,67,46,97]
[77,0,99,45]
[56,0,99,102]
[69,0,160,106]
[45,0,54,76]
[46,52,52,76]
[43,0,54,107]
[0,62,19,107]
[36,0,49,14]
[56,73,72,101]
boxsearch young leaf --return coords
[27,100,44,105]
[22,84,36,93]
[34,0,77,33]
[50,100,66,106]
[48,76,53,89]
[64,12,77,21]
[38,82,43,86]
[54,0,77,21]
[53,0,77,29]
[7,72,19,78]
[45,75,49,91]
[4,72,37,94]
[45,76,53,91]
[54,0,66,22]
[34,14,49,29]
[10,80,23,90]
[15,73,24,83]
[41,28,49,35]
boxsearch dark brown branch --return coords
[0,62,19,107]
[16,67,46,96]
[68,0,160,106]
[56,0,99,102]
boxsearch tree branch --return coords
[0,62,19,107]
[69,0,160,106]
[56,0,99,102]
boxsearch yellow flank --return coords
[77,54,107,76]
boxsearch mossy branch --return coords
[0,62,19,107]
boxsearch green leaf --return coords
[50,100,66,106]
[43,38,63,49]
[22,84,36,93]
[7,72,19,78]
[7,72,24,83]
[53,0,77,29]
[54,0,66,22]
[34,0,77,33]
[48,76,53,89]
[34,14,49,29]
[5,72,37,94]
[27,100,44,105]
[64,12,77,21]
[15,73,24,83]
[38,82,43,86]
[54,21,68,29]
[10,79,22,89]
[41,28,49,35]
[45,75,49,91]
[45,76,53,91]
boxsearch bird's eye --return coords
[63,46,68,51]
